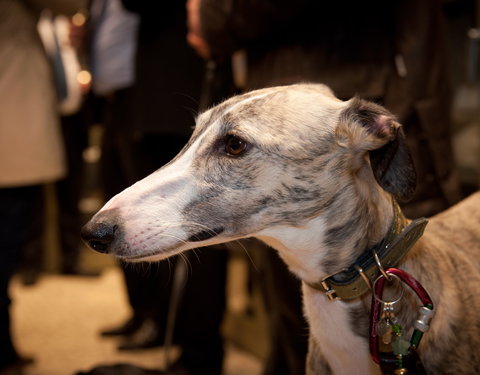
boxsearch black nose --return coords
[80,221,118,253]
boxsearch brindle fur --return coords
[82,84,480,374]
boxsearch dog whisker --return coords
[232,240,258,272]
[179,252,193,276]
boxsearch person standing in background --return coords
[187,1,462,374]
[118,2,228,372]
[0,0,84,373]
[188,0,461,218]
[86,2,229,374]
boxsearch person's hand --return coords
[69,11,87,51]
[186,0,211,59]
[187,32,211,60]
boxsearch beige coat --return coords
[0,0,83,187]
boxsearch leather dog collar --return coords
[307,200,428,301]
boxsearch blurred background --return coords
[2,0,480,374]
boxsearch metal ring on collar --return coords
[372,249,390,280]
[372,272,404,305]
[354,265,372,290]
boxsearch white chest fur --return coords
[302,285,381,375]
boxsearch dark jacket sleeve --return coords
[121,1,181,32]
[200,0,311,58]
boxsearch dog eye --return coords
[225,135,248,156]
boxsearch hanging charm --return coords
[374,276,403,347]
[369,267,435,375]
[376,303,396,345]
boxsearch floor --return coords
[10,264,263,375]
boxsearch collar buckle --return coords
[320,280,339,301]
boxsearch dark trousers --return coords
[175,246,227,375]
[101,88,227,374]
[0,185,42,367]
[56,112,89,273]
[127,134,227,374]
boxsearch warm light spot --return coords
[77,70,91,86]
[72,12,86,26]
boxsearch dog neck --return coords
[309,201,428,300]
[257,192,394,375]
[258,193,428,375]
[258,189,394,287]
[258,192,428,302]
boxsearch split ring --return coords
[372,272,404,305]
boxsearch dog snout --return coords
[81,219,118,254]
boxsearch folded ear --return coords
[338,98,416,201]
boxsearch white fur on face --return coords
[96,126,211,261]
[89,83,382,278]
[92,91,291,261]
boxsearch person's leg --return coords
[110,133,190,347]
[174,247,228,375]
[98,88,149,337]
[129,134,228,373]
[0,185,42,368]
[57,112,89,274]
[116,261,175,349]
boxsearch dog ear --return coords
[339,98,417,201]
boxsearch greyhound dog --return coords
[82,84,480,375]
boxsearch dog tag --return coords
[376,301,399,344]
[376,318,392,338]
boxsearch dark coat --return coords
[122,1,205,137]
[200,0,461,217]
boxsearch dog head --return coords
[81,84,415,278]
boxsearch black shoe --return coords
[117,318,164,351]
[100,316,144,337]
[61,266,101,277]
[0,356,34,375]
[19,270,40,286]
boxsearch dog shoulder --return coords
[428,191,480,241]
